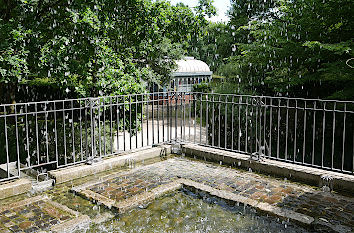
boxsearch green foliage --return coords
[220,0,354,100]
[0,0,213,102]
[192,82,212,93]
[193,22,235,71]
[0,23,30,84]
[195,0,217,18]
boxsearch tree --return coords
[224,0,354,100]
[0,1,31,103]
[0,0,212,103]
[191,22,235,72]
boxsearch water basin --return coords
[79,188,310,233]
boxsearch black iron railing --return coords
[0,92,353,182]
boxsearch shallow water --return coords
[0,156,315,232]
[79,188,310,233]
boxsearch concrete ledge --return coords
[182,144,354,194]
[72,178,182,213]
[51,215,91,233]
[79,190,116,209]
[114,181,182,213]
[0,195,44,211]
[0,178,32,200]
[49,146,170,184]
[71,170,134,193]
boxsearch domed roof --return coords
[173,57,212,76]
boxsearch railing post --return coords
[167,92,170,142]
[90,98,95,160]
[175,92,178,142]
[3,106,10,179]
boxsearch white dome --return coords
[175,58,210,73]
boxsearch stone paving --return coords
[0,157,162,232]
[0,155,353,232]
[0,196,89,233]
[89,175,165,202]
[73,157,354,232]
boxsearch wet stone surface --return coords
[89,176,165,202]
[1,156,353,232]
[0,156,162,231]
[80,157,354,231]
[79,189,309,233]
[0,199,73,232]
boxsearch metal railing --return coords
[0,92,353,182]
[193,93,354,174]
[0,92,193,182]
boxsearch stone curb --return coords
[179,179,314,226]
[72,177,183,213]
[114,180,183,213]
[80,190,116,209]
[46,199,81,217]
[71,170,133,193]
[51,215,91,233]
[49,146,170,184]
[0,195,46,212]
[0,178,32,200]
[182,144,354,194]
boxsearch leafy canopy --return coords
[0,0,214,102]
[212,0,354,100]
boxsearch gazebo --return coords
[169,57,212,92]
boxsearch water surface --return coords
[81,188,310,233]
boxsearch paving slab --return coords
[0,195,90,232]
[71,157,354,232]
